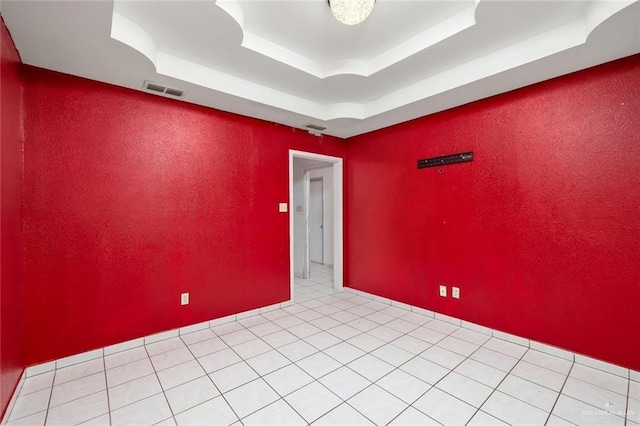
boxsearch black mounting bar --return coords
[417,152,473,169]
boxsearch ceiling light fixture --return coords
[328,0,375,26]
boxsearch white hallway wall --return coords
[292,158,333,276]
[309,167,334,266]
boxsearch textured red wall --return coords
[345,54,640,370]
[0,18,26,418]
[15,39,640,373]
[23,67,344,365]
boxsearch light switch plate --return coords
[452,287,460,299]
[279,203,288,212]
[181,293,189,305]
[439,285,447,297]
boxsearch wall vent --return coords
[304,123,327,132]
[164,87,184,97]
[143,81,184,97]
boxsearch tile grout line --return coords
[410,333,502,424]
[302,295,459,424]
[141,344,176,425]
[451,344,569,418]
[200,310,316,423]
[550,365,630,424]
[105,310,576,426]
[55,310,471,422]
[469,343,532,425]
[178,332,244,424]
[544,360,576,425]
[99,373,158,414]
[205,320,290,405]
[386,333,484,425]
[351,288,634,380]
[18,367,110,423]
[282,273,389,423]
[292,273,388,424]
[346,288,632,411]
[42,366,57,425]
[102,353,112,426]
[624,377,630,426]
[234,315,340,423]
[507,359,574,394]
[329,288,465,424]
[294,277,519,425]
[253,291,349,423]
[238,267,342,423]
[348,310,506,423]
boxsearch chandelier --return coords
[328,0,376,26]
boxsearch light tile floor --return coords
[5,263,638,425]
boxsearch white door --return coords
[309,178,324,264]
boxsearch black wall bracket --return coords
[417,152,473,169]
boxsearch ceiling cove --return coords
[4,0,640,138]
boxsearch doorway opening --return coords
[289,150,343,303]
[309,177,324,265]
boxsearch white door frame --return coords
[289,150,343,303]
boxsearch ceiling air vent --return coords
[304,124,327,132]
[165,87,184,97]
[143,81,184,97]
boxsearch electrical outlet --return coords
[452,287,460,299]
[279,203,288,212]
[439,285,447,297]
[181,292,189,305]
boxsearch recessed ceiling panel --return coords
[3,0,639,138]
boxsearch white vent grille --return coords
[143,81,184,97]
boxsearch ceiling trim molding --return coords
[110,1,636,125]
[216,0,481,79]
[110,12,157,69]
[585,0,635,38]
[7,0,637,138]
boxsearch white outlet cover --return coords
[439,285,447,297]
[279,203,288,212]
[452,287,460,299]
[181,293,189,305]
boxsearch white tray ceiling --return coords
[3,0,639,138]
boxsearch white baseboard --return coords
[344,287,637,380]
[24,299,292,376]
[19,290,640,387]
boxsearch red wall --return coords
[0,18,26,418]
[345,54,640,371]
[22,67,344,365]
